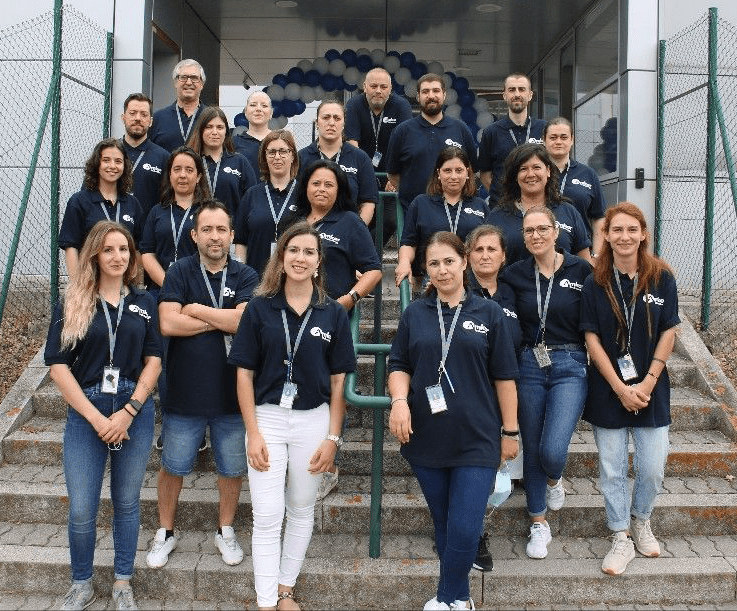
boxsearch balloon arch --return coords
[264,48,493,142]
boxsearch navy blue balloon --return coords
[341,49,358,67]
[393,83,405,97]
[281,99,297,117]
[460,106,477,124]
[454,77,470,92]
[304,70,321,87]
[356,54,373,73]
[320,73,338,91]
[345,82,358,92]
[294,100,306,115]
[335,76,347,90]
[272,74,288,88]
[469,123,480,140]
[458,91,476,107]
[444,71,457,82]
[271,100,282,116]
[386,50,401,58]
[399,51,416,68]
[287,67,305,84]
[410,62,427,80]
[325,49,341,61]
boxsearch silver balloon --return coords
[444,88,458,105]
[297,59,313,73]
[313,85,326,100]
[427,61,445,76]
[313,57,329,74]
[394,67,411,85]
[404,79,418,99]
[445,103,462,119]
[370,48,386,65]
[284,83,302,100]
[328,58,346,77]
[271,115,288,129]
[441,73,453,90]
[356,47,371,58]
[474,98,490,113]
[301,85,316,104]
[476,111,494,128]
[343,66,361,86]
[267,84,285,102]
[383,55,401,74]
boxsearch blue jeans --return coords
[63,377,154,583]
[517,347,587,517]
[411,464,495,605]
[593,425,669,532]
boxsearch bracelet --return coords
[652,357,666,365]
[647,372,658,380]
[501,429,519,436]
[123,405,137,418]
[390,397,408,406]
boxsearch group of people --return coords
[45,56,679,611]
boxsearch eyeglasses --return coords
[522,225,554,237]
[266,148,292,158]
[176,74,202,83]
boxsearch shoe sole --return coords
[471,562,493,571]
[634,546,660,557]
[602,565,627,575]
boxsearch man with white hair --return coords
[150,59,206,152]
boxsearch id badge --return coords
[372,151,382,168]
[425,384,448,414]
[102,366,120,394]
[279,382,298,409]
[532,343,552,368]
[270,241,277,255]
[223,334,233,357]
[617,353,638,381]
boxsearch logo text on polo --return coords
[123,215,134,223]
[643,293,664,305]
[462,320,489,334]
[571,178,592,189]
[559,278,583,291]
[320,233,340,244]
[503,307,518,319]
[128,304,151,320]
[223,287,235,298]
[464,207,485,217]
[383,116,398,124]
[142,163,162,174]
[556,221,572,233]
[310,326,332,341]
[223,167,241,177]
[340,164,358,174]
[445,138,462,148]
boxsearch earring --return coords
[313,270,318,278]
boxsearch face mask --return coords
[489,463,512,508]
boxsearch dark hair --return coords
[423,231,468,296]
[503,73,532,89]
[418,73,446,92]
[294,159,357,216]
[192,199,233,230]
[497,143,563,212]
[255,221,327,303]
[160,147,211,207]
[543,116,573,140]
[426,146,476,197]
[83,138,133,194]
[258,129,299,182]
[123,93,152,114]
[187,106,235,154]
[316,97,345,117]
[465,224,507,256]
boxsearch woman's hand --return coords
[337,294,354,311]
[394,260,413,288]
[97,410,132,444]
[617,384,650,412]
[308,439,338,474]
[500,436,519,461]
[389,400,413,444]
[247,430,270,471]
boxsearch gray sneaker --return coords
[630,517,661,557]
[112,583,138,610]
[60,582,95,610]
[601,531,635,575]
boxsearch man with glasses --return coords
[150,59,206,152]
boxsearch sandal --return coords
[277,590,300,610]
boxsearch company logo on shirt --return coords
[462,320,489,334]
[444,138,462,149]
[571,178,592,189]
[142,163,162,174]
[122,215,134,223]
[223,286,235,298]
[383,116,398,124]
[222,167,241,177]
[288,204,297,212]
[502,307,518,319]
[320,232,341,244]
[559,278,583,291]
[643,293,664,306]
[555,221,572,233]
[128,304,151,320]
[528,138,544,144]
[310,326,332,342]
[464,207,485,217]
[340,164,358,174]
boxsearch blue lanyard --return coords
[508,118,531,146]
[614,267,639,354]
[100,289,125,366]
[265,180,297,240]
[534,253,557,345]
[169,205,191,262]
[200,262,227,309]
[99,200,120,223]
[281,308,313,382]
[443,199,463,234]
[559,161,569,194]
[435,296,463,392]
[205,156,222,195]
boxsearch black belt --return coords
[523,343,584,352]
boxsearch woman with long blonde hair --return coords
[45,221,162,610]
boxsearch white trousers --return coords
[247,402,329,607]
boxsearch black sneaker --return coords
[472,533,493,571]
[155,435,163,451]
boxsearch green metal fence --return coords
[0,1,112,337]
[656,7,737,361]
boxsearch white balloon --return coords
[343,66,361,86]
[427,61,445,76]
[301,85,316,104]
[444,88,458,105]
[328,58,346,77]
[383,55,401,74]
[441,73,453,90]
[394,67,411,85]
[267,84,285,102]
[297,59,313,73]
[370,48,386,65]
[445,103,462,119]
[313,85,325,100]
[474,98,490,113]
[313,57,329,74]
[356,47,371,58]
[271,115,288,129]
[284,83,302,100]
[476,111,494,128]
[404,79,418,99]
[477,128,485,143]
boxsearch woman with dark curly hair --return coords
[59,138,144,277]
[488,143,591,265]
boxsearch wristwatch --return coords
[349,289,362,304]
[326,434,344,448]
[502,429,520,441]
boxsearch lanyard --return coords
[534,253,557,344]
[265,180,297,240]
[200,261,227,309]
[100,200,120,223]
[121,139,146,174]
[370,110,384,153]
[435,296,463,392]
[443,199,463,234]
[509,118,531,146]
[559,161,569,194]
[170,205,191,262]
[281,308,313,382]
[205,156,222,195]
[319,144,341,166]
[613,267,639,354]
[176,105,198,143]
[100,288,125,366]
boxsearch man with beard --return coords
[385,73,477,216]
[120,93,169,223]
[150,59,206,152]
[478,73,546,206]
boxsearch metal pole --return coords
[655,40,666,256]
[369,351,386,558]
[49,0,63,307]
[102,31,114,138]
[373,194,384,344]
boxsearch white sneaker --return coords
[630,517,661,557]
[450,599,475,610]
[546,479,565,511]
[315,467,339,501]
[146,527,178,568]
[215,525,244,565]
[60,582,95,610]
[601,531,635,575]
[423,597,450,610]
[112,583,138,610]
[526,521,552,559]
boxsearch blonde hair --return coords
[61,221,137,350]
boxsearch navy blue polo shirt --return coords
[121,138,169,221]
[388,291,518,468]
[228,291,356,410]
[150,102,204,152]
[385,115,478,211]
[298,142,379,206]
[139,203,199,287]
[477,116,546,205]
[59,189,144,251]
[232,132,262,178]
[501,251,592,346]
[159,253,258,416]
[308,209,382,299]
[204,151,257,217]
[401,194,490,274]
[560,159,606,238]
[487,201,591,266]
[234,180,298,277]
[468,276,522,354]
[581,270,680,429]
[44,287,162,389]
[344,92,413,173]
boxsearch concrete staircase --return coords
[1,275,737,609]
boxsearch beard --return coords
[421,100,443,117]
